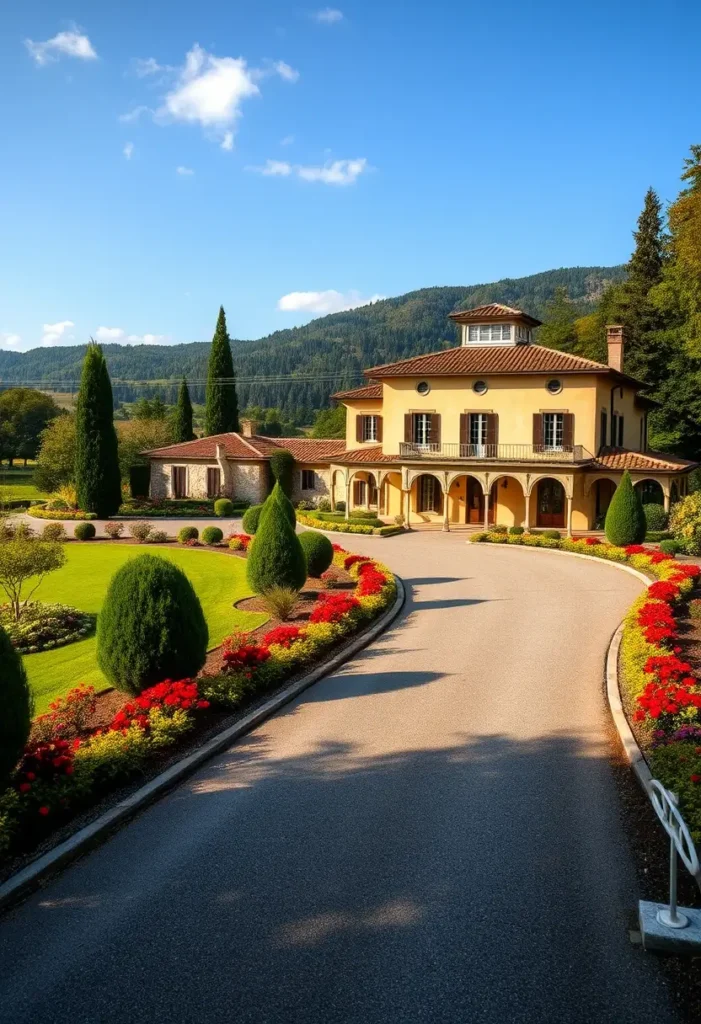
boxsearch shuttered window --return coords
[172,467,187,498]
[206,467,221,498]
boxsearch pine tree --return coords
[629,188,665,291]
[538,287,578,352]
[205,306,239,436]
[173,378,195,442]
[75,342,122,517]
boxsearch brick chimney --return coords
[240,418,259,438]
[606,325,624,373]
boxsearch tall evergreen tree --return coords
[75,342,122,517]
[629,188,665,291]
[205,306,239,435]
[173,378,195,442]
[538,287,578,352]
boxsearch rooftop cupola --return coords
[449,303,542,348]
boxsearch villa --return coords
[146,304,697,533]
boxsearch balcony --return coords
[398,442,595,463]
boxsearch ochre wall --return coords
[595,379,646,451]
[343,398,384,450]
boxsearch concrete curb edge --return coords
[0,576,406,912]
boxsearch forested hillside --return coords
[0,266,623,419]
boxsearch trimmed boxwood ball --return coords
[543,529,561,540]
[643,503,669,533]
[97,553,208,694]
[214,498,234,517]
[242,504,264,535]
[509,526,524,536]
[178,525,199,543]
[246,493,307,594]
[74,521,96,541]
[0,623,33,788]
[298,530,333,577]
[605,470,646,545]
[659,539,682,555]
[202,526,223,545]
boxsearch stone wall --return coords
[149,458,268,504]
[290,464,331,505]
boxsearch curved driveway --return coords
[0,533,677,1023]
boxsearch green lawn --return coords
[24,545,268,713]
[0,476,48,502]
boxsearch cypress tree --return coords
[628,188,665,291]
[604,471,647,545]
[75,342,122,517]
[173,378,195,442]
[205,306,239,436]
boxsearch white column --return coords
[345,478,351,520]
[664,489,671,513]
[404,487,412,530]
[566,494,573,537]
[483,475,491,531]
[442,490,450,532]
[524,490,531,532]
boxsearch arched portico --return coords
[489,474,528,530]
[634,478,665,507]
[526,473,574,535]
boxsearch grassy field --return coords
[0,477,48,502]
[24,544,268,713]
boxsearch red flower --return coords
[344,554,372,570]
[691,775,701,784]
[107,679,208,732]
[18,782,31,793]
[625,545,647,555]
[309,592,360,624]
[263,624,306,648]
[38,806,50,816]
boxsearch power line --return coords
[0,373,365,390]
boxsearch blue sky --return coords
[1,0,700,352]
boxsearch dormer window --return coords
[468,324,512,343]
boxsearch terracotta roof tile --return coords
[333,446,400,464]
[448,303,542,327]
[593,447,698,472]
[145,433,347,463]
[364,343,643,384]
[331,383,383,400]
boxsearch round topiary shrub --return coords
[178,525,199,543]
[97,554,208,694]
[42,522,67,543]
[491,524,508,534]
[298,530,333,577]
[643,503,669,533]
[509,526,524,536]
[242,504,264,535]
[74,522,96,541]
[0,623,33,788]
[202,526,223,545]
[543,529,562,540]
[246,494,307,594]
[269,449,295,496]
[605,470,646,546]
[214,498,234,517]
[659,539,682,556]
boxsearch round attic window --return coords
[473,380,488,395]
[546,379,563,395]
[416,381,431,396]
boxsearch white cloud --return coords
[119,105,151,123]
[26,30,97,67]
[277,290,384,315]
[280,134,295,146]
[123,142,134,160]
[273,60,300,83]
[176,165,194,176]
[133,57,170,77]
[94,326,169,345]
[159,43,260,148]
[312,8,344,24]
[249,157,368,186]
[221,131,234,151]
[0,333,22,351]
[41,320,75,346]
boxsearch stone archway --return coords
[490,474,527,529]
[634,479,665,507]
[534,478,567,529]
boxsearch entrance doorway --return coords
[536,479,566,528]
[466,477,495,525]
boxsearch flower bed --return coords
[0,545,397,864]
[28,506,97,521]
[118,499,251,518]
[0,603,96,654]
[472,529,701,840]
[296,511,404,537]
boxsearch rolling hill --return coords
[0,266,625,417]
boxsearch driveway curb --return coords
[0,577,406,912]
[469,542,653,787]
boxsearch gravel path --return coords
[0,532,678,1023]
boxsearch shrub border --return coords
[0,572,405,911]
[296,513,405,538]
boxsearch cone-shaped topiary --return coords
[173,378,195,443]
[246,494,307,594]
[242,503,264,534]
[269,449,295,496]
[75,342,122,518]
[0,623,33,788]
[97,554,208,694]
[605,470,647,545]
[298,530,333,577]
[270,480,297,529]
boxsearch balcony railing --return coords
[398,442,594,463]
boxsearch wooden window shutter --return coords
[431,414,441,446]
[356,415,363,442]
[404,413,412,443]
[533,413,543,448]
[376,416,383,443]
[460,413,468,447]
[486,413,499,447]
[562,413,574,448]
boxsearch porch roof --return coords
[592,447,698,473]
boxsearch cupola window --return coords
[468,324,512,343]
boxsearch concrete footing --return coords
[639,901,701,953]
